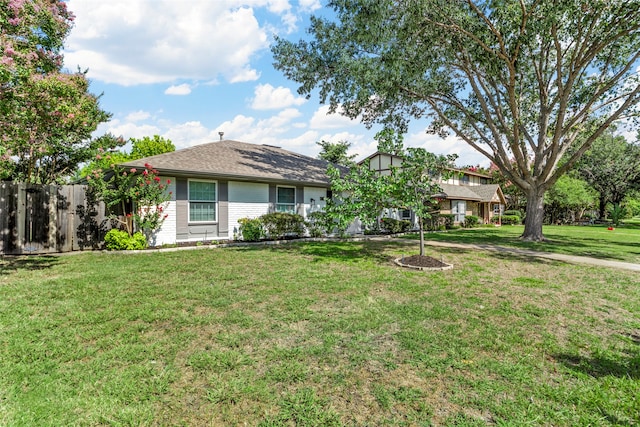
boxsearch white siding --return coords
[228,181,269,239]
[379,154,393,170]
[149,177,176,246]
[303,187,327,218]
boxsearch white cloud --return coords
[125,110,151,122]
[65,1,270,86]
[299,0,322,11]
[95,118,161,141]
[164,84,192,96]
[163,121,220,148]
[405,129,491,168]
[251,84,306,110]
[309,105,360,129]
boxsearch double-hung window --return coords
[189,180,217,222]
[276,186,295,213]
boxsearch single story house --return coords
[121,140,334,245]
[361,151,506,225]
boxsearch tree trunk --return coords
[598,194,607,220]
[419,217,425,256]
[521,189,546,241]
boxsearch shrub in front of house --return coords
[306,211,330,237]
[463,215,479,228]
[260,212,306,239]
[492,214,521,225]
[238,217,264,242]
[504,210,523,223]
[440,214,455,229]
[423,214,441,231]
[380,217,411,234]
[104,229,148,250]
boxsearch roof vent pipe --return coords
[218,131,224,141]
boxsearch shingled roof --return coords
[121,140,334,186]
[439,183,504,203]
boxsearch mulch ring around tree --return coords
[394,254,453,271]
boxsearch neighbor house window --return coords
[493,204,503,215]
[401,209,411,220]
[460,174,470,185]
[189,180,217,222]
[276,186,296,213]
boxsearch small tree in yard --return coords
[88,162,171,244]
[379,131,456,255]
[324,131,455,256]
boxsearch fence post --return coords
[15,183,26,254]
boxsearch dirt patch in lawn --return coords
[394,254,453,271]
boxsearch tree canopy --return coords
[130,135,176,160]
[77,135,175,179]
[272,0,640,241]
[1,0,111,183]
[544,175,596,224]
[316,139,357,167]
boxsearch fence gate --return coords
[0,182,110,255]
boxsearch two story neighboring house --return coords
[361,151,506,225]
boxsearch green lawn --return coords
[414,224,640,264]
[1,240,639,426]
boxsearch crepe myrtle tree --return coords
[1,0,111,183]
[87,162,171,241]
[272,0,640,241]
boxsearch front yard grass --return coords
[1,240,639,426]
[414,224,640,264]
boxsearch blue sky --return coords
[62,0,489,166]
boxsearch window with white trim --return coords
[189,180,217,222]
[276,186,296,213]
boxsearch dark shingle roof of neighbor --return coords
[439,183,502,202]
[121,140,334,186]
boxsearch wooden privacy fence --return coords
[0,182,113,255]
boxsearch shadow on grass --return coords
[0,255,61,276]
[554,338,640,379]
[432,245,566,267]
[236,239,402,265]
[405,229,639,262]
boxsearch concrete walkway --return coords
[417,240,640,272]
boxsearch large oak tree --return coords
[272,0,640,240]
